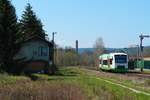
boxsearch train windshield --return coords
[115,55,127,63]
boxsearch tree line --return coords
[0,0,46,73]
[55,37,105,69]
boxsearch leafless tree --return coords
[93,37,105,68]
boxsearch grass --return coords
[0,67,149,100]
[96,71,150,93]
[0,73,30,85]
[86,68,150,93]
[143,69,150,73]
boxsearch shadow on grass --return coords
[26,74,39,81]
[54,73,79,76]
[54,71,80,76]
[100,69,127,74]
[24,67,82,81]
[25,72,79,81]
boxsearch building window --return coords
[38,47,48,56]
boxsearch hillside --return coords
[78,46,150,57]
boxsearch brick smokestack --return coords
[76,40,78,53]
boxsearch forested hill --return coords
[78,46,150,57]
[78,48,124,54]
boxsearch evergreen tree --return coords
[0,0,22,72]
[20,3,46,39]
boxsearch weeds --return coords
[145,79,150,87]
[0,81,85,100]
[0,67,149,100]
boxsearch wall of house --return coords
[16,40,51,62]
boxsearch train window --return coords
[99,59,102,64]
[103,60,108,65]
[107,59,112,65]
[115,55,127,63]
[110,59,112,64]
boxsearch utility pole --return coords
[52,32,57,74]
[135,45,139,69]
[139,34,150,72]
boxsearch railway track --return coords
[98,69,150,78]
[126,72,150,78]
[86,68,150,78]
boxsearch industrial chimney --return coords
[76,40,78,53]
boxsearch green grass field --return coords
[0,67,149,100]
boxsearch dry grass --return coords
[0,81,85,100]
[145,79,150,87]
[0,67,149,100]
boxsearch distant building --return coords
[15,36,53,73]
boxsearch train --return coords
[99,53,128,72]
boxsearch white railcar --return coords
[99,53,128,72]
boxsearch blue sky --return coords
[12,0,150,48]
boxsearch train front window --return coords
[115,55,127,63]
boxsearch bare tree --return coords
[94,37,105,53]
[93,37,105,68]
